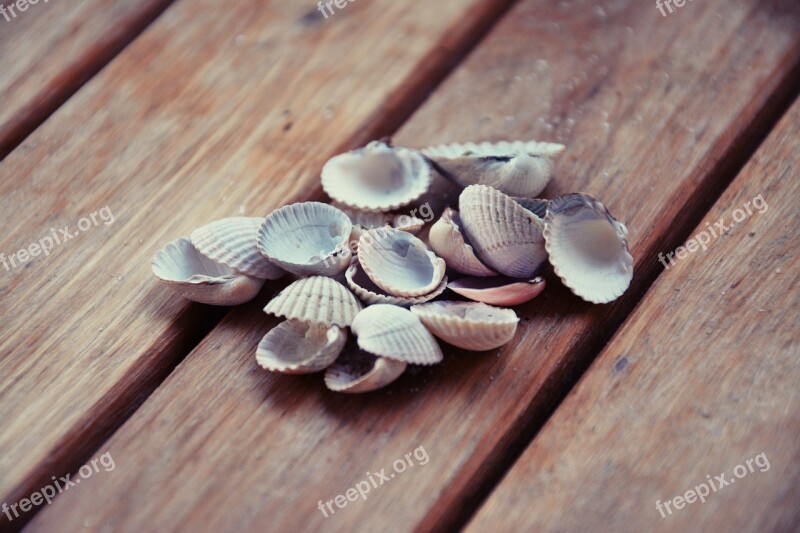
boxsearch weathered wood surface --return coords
[0,0,517,524]
[0,0,175,158]
[468,97,800,533]
[25,0,800,531]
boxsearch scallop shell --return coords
[264,276,362,327]
[428,208,497,277]
[423,141,565,197]
[324,348,407,393]
[191,217,284,280]
[351,304,443,365]
[411,301,519,351]
[448,276,546,306]
[321,141,433,211]
[152,237,264,305]
[544,193,633,304]
[345,260,447,307]
[257,202,352,277]
[459,185,548,278]
[392,214,425,235]
[358,227,446,297]
[256,319,346,374]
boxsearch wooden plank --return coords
[467,97,800,532]
[0,0,517,524]
[0,0,175,158]
[25,0,800,531]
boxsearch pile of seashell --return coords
[153,140,633,393]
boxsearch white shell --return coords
[264,276,362,327]
[428,208,497,277]
[345,260,447,307]
[152,238,264,305]
[258,202,352,277]
[448,276,546,306]
[358,227,446,297]
[351,304,443,365]
[423,141,565,197]
[411,301,519,351]
[325,349,407,393]
[513,197,549,219]
[544,193,633,304]
[256,320,346,374]
[459,185,548,278]
[321,141,433,211]
[191,217,284,280]
[333,203,393,229]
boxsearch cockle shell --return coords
[321,141,433,211]
[191,217,284,280]
[411,301,519,351]
[324,348,407,393]
[358,227,446,298]
[459,185,548,278]
[345,260,447,307]
[543,193,633,304]
[351,304,443,365]
[256,319,347,374]
[257,202,352,277]
[152,237,264,305]
[423,141,565,197]
[448,276,546,306]
[428,208,497,277]
[513,197,549,219]
[333,203,393,229]
[264,276,362,327]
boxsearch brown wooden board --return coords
[24,0,800,531]
[0,0,175,158]
[0,0,517,525]
[467,96,800,533]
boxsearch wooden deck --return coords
[0,1,797,531]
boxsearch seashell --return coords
[513,197,549,219]
[459,185,548,278]
[264,276,362,327]
[256,319,346,374]
[324,347,407,393]
[544,193,633,304]
[191,217,284,280]
[411,301,519,351]
[345,259,447,307]
[428,208,497,277]
[258,202,352,277]
[152,237,264,305]
[333,202,393,229]
[448,276,546,306]
[351,304,443,365]
[321,141,433,212]
[392,214,425,235]
[358,227,446,297]
[423,140,565,197]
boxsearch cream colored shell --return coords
[411,301,519,351]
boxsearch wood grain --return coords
[25,0,800,531]
[0,0,517,525]
[467,96,800,533]
[0,0,175,159]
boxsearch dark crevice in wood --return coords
[429,58,800,533]
[0,0,178,161]
[1,2,521,530]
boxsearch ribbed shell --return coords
[544,193,633,304]
[358,227,446,297]
[345,260,447,307]
[191,217,284,280]
[324,348,407,393]
[257,202,352,277]
[351,304,443,365]
[256,320,346,374]
[459,185,547,278]
[411,301,519,351]
[152,237,264,305]
[427,208,496,277]
[264,276,362,327]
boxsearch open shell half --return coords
[324,347,407,393]
[411,301,519,351]
[428,208,497,277]
[191,217,284,280]
[256,319,347,374]
[345,260,446,307]
[448,276,546,306]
